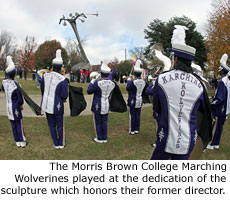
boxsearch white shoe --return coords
[129,132,135,135]
[16,142,21,147]
[206,144,214,150]
[20,141,27,148]
[53,145,60,149]
[93,138,104,143]
[214,145,219,149]
[151,143,156,147]
[135,131,139,134]
[103,140,107,143]
[59,145,65,149]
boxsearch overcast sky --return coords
[0,0,212,64]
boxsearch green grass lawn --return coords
[0,106,229,160]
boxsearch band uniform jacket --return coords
[41,72,68,114]
[126,78,146,108]
[87,78,115,115]
[2,79,23,120]
[152,69,206,155]
[211,75,230,117]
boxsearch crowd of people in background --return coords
[1,64,221,90]
[69,69,91,83]
[68,69,133,84]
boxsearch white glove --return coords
[90,79,96,84]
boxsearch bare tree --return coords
[129,47,146,61]
[65,39,85,71]
[0,30,17,70]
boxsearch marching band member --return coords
[1,56,27,148]
[206,54,230,150]
[126,60,146,135]
[150,25,208,160]
[87,61,115,143]
[40,49,68,149]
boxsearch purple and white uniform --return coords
[150,69,205,159]
[210,75,230,146]
[41,71,68,147]
[2,79,26,143]
[126,78,146,133]
[87,78,115,141]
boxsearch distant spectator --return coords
[76,69,80,83]
[86,69,91,83]
[32,69,36,80]
[36,71,40,88]
[70,70,74,82]
[19,68,22,79]
[120,72,124,84]
[80,69,86,83]
[115,72,119,82]
[24,69,27,80]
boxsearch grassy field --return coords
[0,107,154,160]
[0,106,229,160]
[1,73,229,160]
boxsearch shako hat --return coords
[134,59,143,73]
[218,53,230,74]
[171,25,196,61]
[52,49,63,68]
[101,60,111,74]
[5,56,16,75]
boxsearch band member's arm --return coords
[126,80,134,91]
[87,81,98,94]
[16,88,24,106]
[61,79,69,100]
[108,65,116,80]
[152,79,161,117]
[145,83,156,96]
[212,81,226,105]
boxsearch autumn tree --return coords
[18,36,37,71]
[35,40,68,70]
[206,0,230,74]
